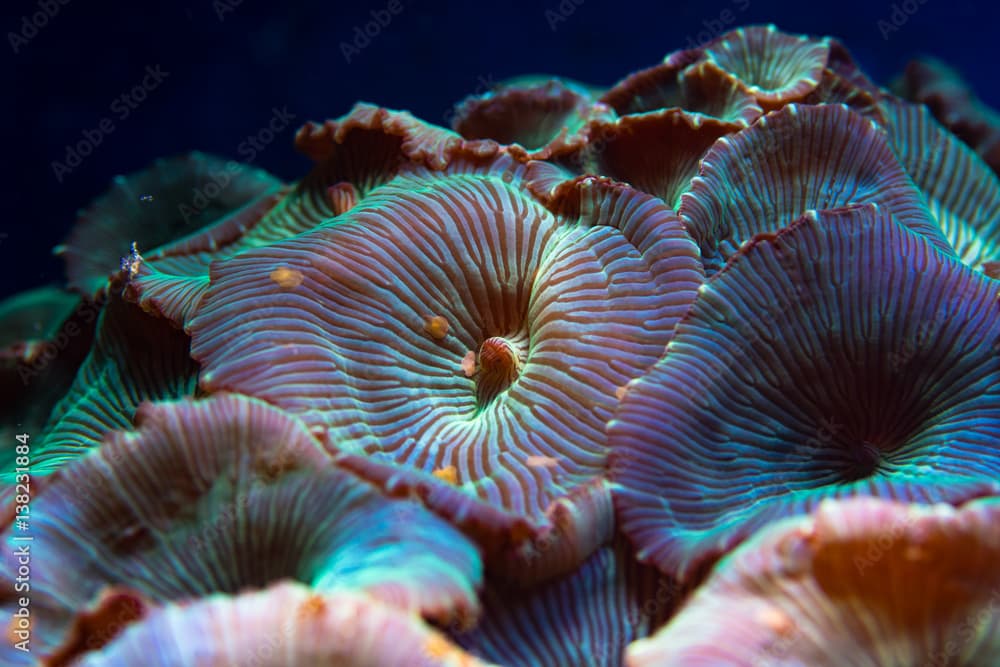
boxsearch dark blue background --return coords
[5,0,996,301]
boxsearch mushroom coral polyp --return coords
[6,22,1000,666]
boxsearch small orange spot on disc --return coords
[270,267,304,289]
[526,455,559,468]
[757,607,795,636]
[433,465,458,485]
[460,351,477,377]
[424,634,454,659]
[615,385,628,401]
[297,594,327,620]
[424,315,449,340]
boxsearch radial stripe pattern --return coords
[0,395,482,663]
[76,583,497,667]
[879,97,1000,270]
[579,111,732,210]
[29,293,199,481]
[894,57,1000,176]
[608,204,1000,579]
[704,24,829,108]
[599,59,762,129]
[124,187,288,327]
[451,78,614,161]
[190,171,702,581]
[1,288,94,454]
[627,497,1000,666]
[57,152,282,298]
[454,537,676,667]
[679,103,956,271]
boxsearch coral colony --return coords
[4,23,1000,666]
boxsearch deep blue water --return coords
[5,0,997,301]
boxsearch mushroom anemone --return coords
[190,166,703,582]
[626,497,1000,666]
[57,152,283,299]
[75,583,496,667]
[679,103,956,272]
[609,204,1000,580]
[0,394,482,664]
[450,78,615,161]
[453,536,678,667]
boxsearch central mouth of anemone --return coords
[472,333,527,410]
[839,440,884,482]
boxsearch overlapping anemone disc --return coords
[449,78,616,161]
[894,57,1000,175]
[608,204,1000,581]
[879,97,1000,270]
[190,170,703,582]
[800,59,885,123]
[57,152,283,298]
[703,24,829,109]
[574,62,765,209]
[74,583,497,667]
[599,60,762,128]
[452,537,679,667]
[0,394,483,664]
[678,103,956,273]
[127,105,509,330]
[295,102,502,174]
[0,286,79,348]
[573,111,734,210]
[0,287,93,431]
[25,291,199,482]
[122,186,288,327]
[823,37,882,96]
[626,497,1000,666]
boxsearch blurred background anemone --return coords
[5,0,999,300]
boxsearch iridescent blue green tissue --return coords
[189,167,702,583]
[28,292,198,480]
[0,287,91,436]
[450,78,614,161]
[0,287,95,513]
[608,204,1000,580]
[57,152,283,299]
[452,537,676,667]
[678,103,957,273]
[700,24,829,109]
[0,394,482,664]
[575,110,735,211]
[129,104,504,330]
[879,97,1000,271]
[627,497,1000,666]
[76,582,497,667]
